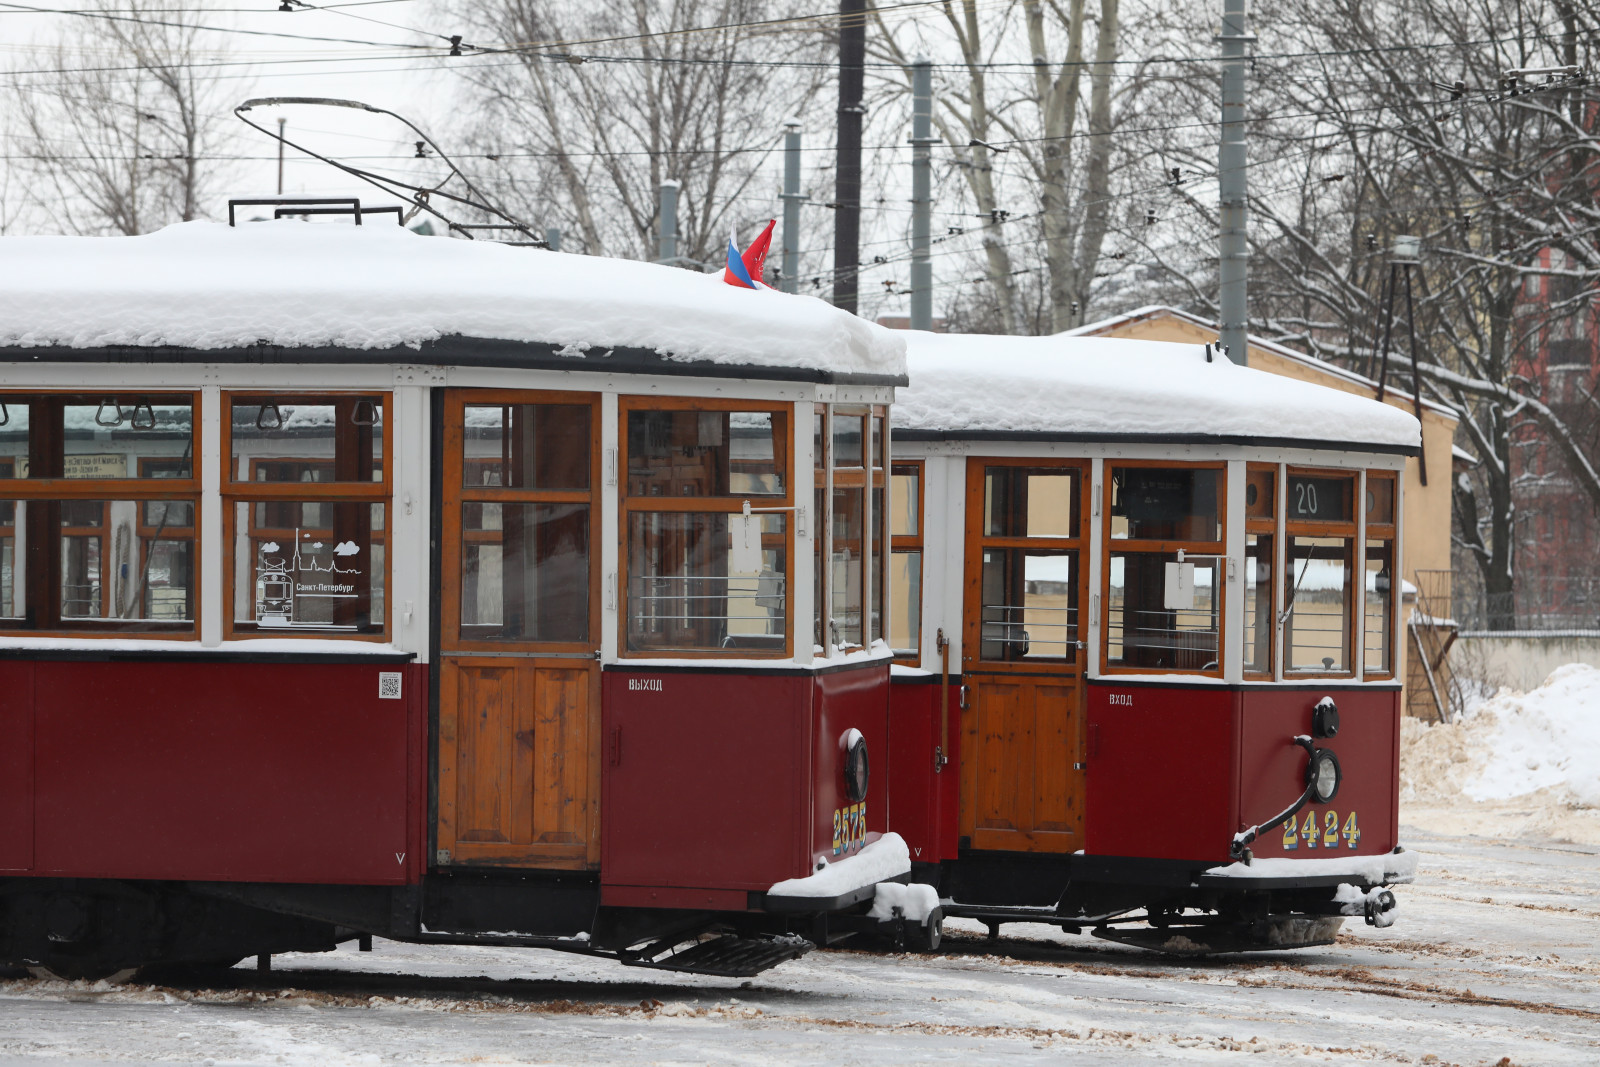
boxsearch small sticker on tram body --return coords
[378,672,402,700]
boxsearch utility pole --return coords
[780,120,804,294]
[658,179,680,264]
[833,0,866,313]
[276,117,286,195]
[545,227,562,252]
[1217,0,1252,365]
[909,58,934,331]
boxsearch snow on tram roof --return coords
[0,221,905,380]
[894,331,1419,451]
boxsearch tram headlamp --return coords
[840,728,870,803]
[1306,748,1342,804]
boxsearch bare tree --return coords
[7,0,234,234]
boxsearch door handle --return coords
[958,684,970,711]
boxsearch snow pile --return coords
[0,221,905,378]
[896,331,1419,449]
[767,832,911,898]
[1462,663,1600,807]
[1203,850,1418,884]
[868,881,940,924]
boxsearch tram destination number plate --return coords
[1281,809,1361,850]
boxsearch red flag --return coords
[723,218,777,288]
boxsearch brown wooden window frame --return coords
[889,459,924,662]
[1100,459,1228,678]
[1281,465,1359,678]
[1243,462,1277,679]
[1363,470,1398,679]
[0,391,202,637]
[619,395,796,660]
[221,391,393,642]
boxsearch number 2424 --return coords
[1282,810,1361,850]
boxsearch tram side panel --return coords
[0,660,33,872]
[886,675,960,866]
[1235,686,1400,859]
[11,660,426,885]
[810,665,892,870]
[1082,682,1239,862]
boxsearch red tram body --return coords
[0,214,1419,979]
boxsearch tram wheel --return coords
[908,908,944,952]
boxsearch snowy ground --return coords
[1,825,1596,1066]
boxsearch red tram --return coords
[0,212,918,980]
[881,332,1419,952]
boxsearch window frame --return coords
[1100,459,1228,678]
[0,390,202,637]
[889,460,924,662]
[1242,462,1277,680]
[1363,470,1398,680]
[618,395,796,660]
[221,391,392,642]
[1281,465,1359,678]
[967,456,1090,675]
[441,390,601,655]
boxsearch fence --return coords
[1451,574,1600,635]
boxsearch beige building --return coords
[1063,307,1461,716]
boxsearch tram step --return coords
[621,934,813,977]
[1094,915,1344,956]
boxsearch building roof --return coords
[1063,304,1457,422]
[894,331,1421,452]
[0,220,906,384]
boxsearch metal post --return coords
[545,227,562,252]
[1217,0,1252,365]
[909,58,935,331]
[658,179,680,265]
[276,117,286,196]
[780,120,804,294]
[833,0,867,313]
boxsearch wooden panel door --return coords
[435,391,601,870]
[960,458,1089,854]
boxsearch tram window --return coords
[1244,534,1274,675]
[890,463,923,658]
[0,402,27,477]
[871,417,886,468]
[460,502,588,642]
[891,465,920,537]
[462,405,590,490]
[814,485,825,650]
[232,501,386,634]
[814,409,825,472]
[1106,552,1219,670]
[627,409,785,497]
[1287,474,1352,523]
[832,486,864,647]
[985,467,1078,539]
[1365,539,1394,674]
[981,550,1078,661]
[1245,468,1275,520]
[59,401,193,478]
[1366,475,1395,525]
[1284,536,1353,673]
[626,512,786,653]
[1109,467,1221,541]
[230,397,384,484]
[832,412,864,468]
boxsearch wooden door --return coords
[960,458,1089,854]
[435,391,602,870]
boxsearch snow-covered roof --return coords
[1065,304,1457,421]
[894,331,1421,451]
[0,221,905,383]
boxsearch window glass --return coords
[627,409,785,497]
[234,500,385,632]
[1287,474,1353,523]
[1245,467,1275,520]
[1110,467,1221,541]
[813,485,825,649]
[986,467,1078,538]
[871,486,885,644]
[831,486,864,647]
[61,400,193,479]
[462,405,589,490]
[232,397,383,483]
[1365,540,1393,673]
[460,502,588,642]
[890,464,920,537]
[980,549,1078,661]
[0,401,27,477]
[1244,533,1274,674]
[0,499,195,627]
[832,412,864,468]
[1285,536,1352,672]
[1106,552,1220,670]
[891,550,921,655]
[626,512,786,653]
[871,416,885,468]
[1366,476,1395,525]
[814,408,825,472]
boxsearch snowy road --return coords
[2,828,1597,1066]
